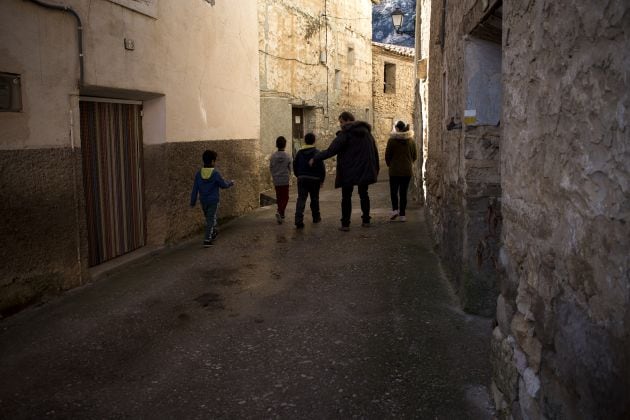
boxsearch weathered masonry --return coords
[371,42,415,159]
[0,0,261,316]
[420,0,629,418]
[258,0,376,187]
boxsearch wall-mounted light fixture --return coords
[391,8,415,36]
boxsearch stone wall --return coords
[157,139,261,244]
[258,96,293,192]
[462,126,501,316]
[423,0,500,315]
[0,140,260,317]
[494,1,630,418]
[371,44,415,159]
[0,148,87,317]
[423,0,629,417]
[258,0,374,167]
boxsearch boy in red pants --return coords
[269,136,292,224]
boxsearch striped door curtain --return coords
[80,100,145,266]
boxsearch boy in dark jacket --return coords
[190,150,234,247]
[293,132,326,229]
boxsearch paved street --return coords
[0,180,493,419]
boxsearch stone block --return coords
[491,329,519,404]
[511,312,542,373]
[523,368,541,398]
[491,381,510,419]
[518,377,541,420]
[497,294,515,336]
[513,347,527,375]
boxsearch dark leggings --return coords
[389,176,411,216]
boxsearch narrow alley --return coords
[0,180,493,419]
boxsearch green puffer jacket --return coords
[385,130,417,176]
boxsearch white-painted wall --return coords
[0,0,260,149]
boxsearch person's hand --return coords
[308,158,314,167]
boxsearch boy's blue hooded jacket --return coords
[190,167,233,206]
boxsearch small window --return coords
[384,63,396,94]
[347,47,355,65]
[0,72,22,112]
[335,69,341,90]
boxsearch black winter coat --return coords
[293,146,326,181]
[314,121,380,188]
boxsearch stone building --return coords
[371,41,415,158]
[0,0,261,316]
[420,0,629,418]
[258,0,376,187]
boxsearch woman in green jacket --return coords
[385,120,417,221]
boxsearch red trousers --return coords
[275,185,289,217]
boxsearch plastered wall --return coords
[0,0,261,316]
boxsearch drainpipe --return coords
[26,0,86,283]
[26,0,85,87]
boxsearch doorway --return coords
[79,99,146,266]
[291,107,304,157]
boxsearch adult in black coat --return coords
[311,111,380,230]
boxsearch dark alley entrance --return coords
[0,180,493,418]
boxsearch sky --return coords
[372,0,416,48]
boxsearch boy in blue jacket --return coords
[190,150,235,247]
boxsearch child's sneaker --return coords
[203,239,213,247]
[399,216,407,222]
[390,210,399,220]
[295,222,305,229]
[313,216,322,223]
[276,213,282,224]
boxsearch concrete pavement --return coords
[0,179,494,419]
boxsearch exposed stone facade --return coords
[420,0,629,417]
[0,0,261,316]
[258,0,376,186]
[423,0,501,316]
[371,42,415,159]
[499,0,629,417]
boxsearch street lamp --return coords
[390,7,415,36]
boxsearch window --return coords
[0,72,22,112]
[464,37,502,125]
[335,69,341,90]
[384,63,396,94]
[107,0,158,18]
[347,47,355,65]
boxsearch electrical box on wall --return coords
[124,38,135,50]
[0,72,22,112]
